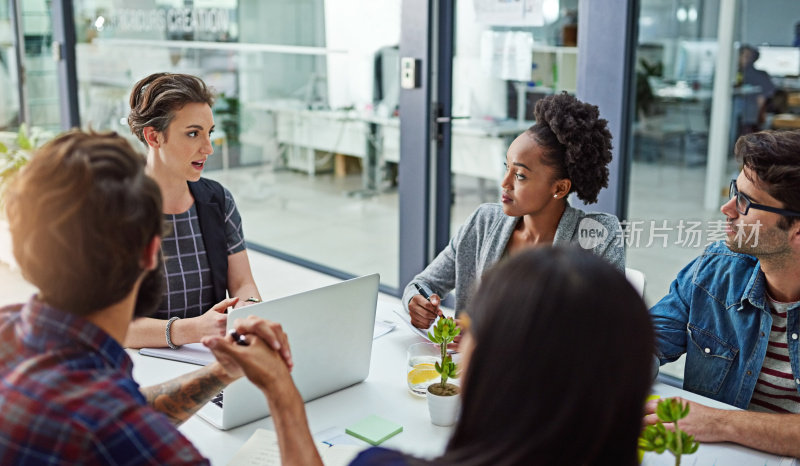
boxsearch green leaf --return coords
[686,440,699,454]
[0,141,7,153]
[679,431,699,454]
[655,399,671,421]
[639,429,667,454]
[16,124,32,150]
[655,398,690,423]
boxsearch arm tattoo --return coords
[141,366,226,425]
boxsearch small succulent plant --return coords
[427,317,460,392]
[639,398,700,466]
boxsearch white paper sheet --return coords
[392,308,439,340]
[227,428,366,466]
[139,343,215,366]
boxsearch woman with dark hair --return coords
[124,72,261,348]
[404,92,623,329]
[204,247,655,465]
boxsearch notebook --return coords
[196,274,380,430]
[227,428,366,466]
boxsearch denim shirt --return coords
[650,241,800,409]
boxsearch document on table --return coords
[139,320,397,366]
[392,308,440,340]
[227,428,366,466]
[373,320,396,339]
[139,343,214,366]
[642,445,798,466]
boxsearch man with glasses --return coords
[647,130,800,457]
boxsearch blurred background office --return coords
[3,0,800,383]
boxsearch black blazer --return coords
[188,178,229,304]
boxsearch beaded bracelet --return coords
[166,316,181,349]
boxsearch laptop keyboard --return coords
[211,390,223,408]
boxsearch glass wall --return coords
[626,0,800,379]
[21,0,60,131]
[0,0,60,133]
[0,2,19,131]
[450,0,579,234]
[72,0,403,288]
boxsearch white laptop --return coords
[196,274,380,430]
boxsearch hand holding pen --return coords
[408,283,444,329]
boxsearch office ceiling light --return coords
[676,7,688,22]
[542,0,559,24]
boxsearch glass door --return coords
[15,0,60,132]
[449,1,579,235]
[0,2,20,130]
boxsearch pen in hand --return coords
[413,283,443,317]
[228,328,249,346]
[414,283,432,301]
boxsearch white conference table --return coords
[130,300,797,466]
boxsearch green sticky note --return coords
[345,415,403,446]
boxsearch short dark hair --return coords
[437,247,653,465]
[740,44,760,62]
[737,130,800,230]
[127,72,215,144]
[527,92,613,204]
[5,130,163,315]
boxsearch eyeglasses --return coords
[729,179,800,217]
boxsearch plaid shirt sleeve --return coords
[0,388,209,465]
[90,404,209,465]
[0,368,208,465]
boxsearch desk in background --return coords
[241,100,529,196]
[772,113,800,129]
[131,299,796,465]
[636,81,762,165]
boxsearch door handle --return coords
[435,116,470,123]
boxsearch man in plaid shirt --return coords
[0,130,291,464]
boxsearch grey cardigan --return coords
[402,203,625,314]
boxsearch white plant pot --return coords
[426,384,460,426]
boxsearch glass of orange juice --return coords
[406,342,441,396]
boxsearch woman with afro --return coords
[404,92,624,329]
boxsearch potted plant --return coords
[638,398,700,465]
[0,124,35,193]
[213,93,241,168]
[425,316,461,426]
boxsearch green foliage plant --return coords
[635,57,664,119]
[214,93,240,145]
[638,398,700,466]
[0,124,40,210]
[0,124,33,178]
[427,317,460,394]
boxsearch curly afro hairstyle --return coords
[528,92,613,204]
